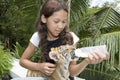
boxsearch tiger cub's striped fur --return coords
[27,45,77,80]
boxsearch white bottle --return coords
[75,45,107,58]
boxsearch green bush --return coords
[30,48,44,62]
[11,42,24,59]
[0,45,13,78]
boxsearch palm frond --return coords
[67,0,120,80]
[69,0,89,28]
[78,31,120,80]
[93,7,120,38]
[72,7,120,38]
[79,63,120,80]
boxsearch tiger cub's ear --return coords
[49,48,59,62]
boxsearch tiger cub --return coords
[27,45,78,80]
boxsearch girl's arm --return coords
[19,42,56,76]
[69,51,109,77]
[19,42,39,70]
[69,59,88,77]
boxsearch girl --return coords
[20,0,109,80]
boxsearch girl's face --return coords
[42,9,68,40]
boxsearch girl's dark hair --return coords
[35,0,73,52]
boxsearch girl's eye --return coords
[54,21,59,23]
[63,21,67,24]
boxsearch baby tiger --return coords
[27,45,78,80]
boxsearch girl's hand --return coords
[84,50,110,64]
[37,62,56,76]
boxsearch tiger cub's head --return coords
[49,45,78,63]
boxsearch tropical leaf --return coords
[69,0,89,30]
[79,62,120,80]
[0,0,43,47]
[0,45,13,77]
[67,1,120,79]
[70,7,120,38]
[11,42,24,59]
[78,31,120,80]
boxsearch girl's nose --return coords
[58,23,64,28]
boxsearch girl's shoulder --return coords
[30,32,40,47]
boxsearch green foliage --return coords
[79,63,120,80]
[78,31,120,80]
[11,42,24,59]
[67,0,120,80]
[0,0,42,48]
[69,0,89,27]
[0,45,13,78]
[70,7,120,38]
[30,48,44,62]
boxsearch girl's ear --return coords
[41,14,47,23]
